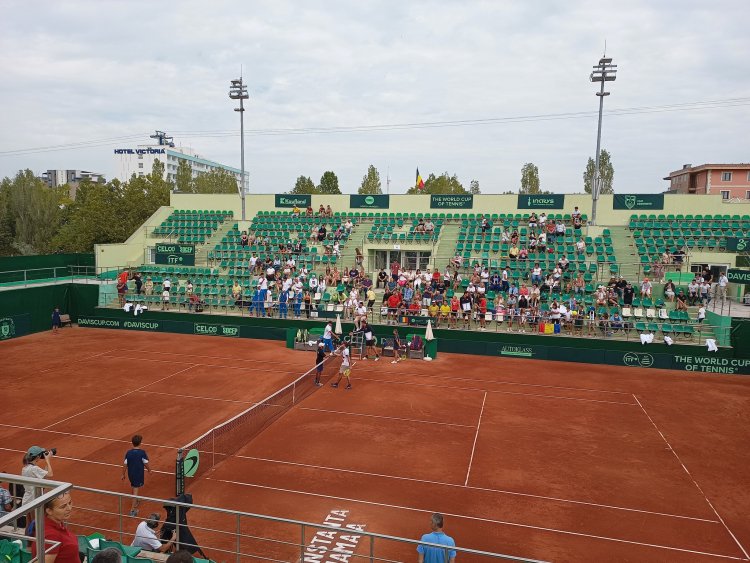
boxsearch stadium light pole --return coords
[229,77,249,221]
[589,56,617,226]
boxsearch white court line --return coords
[354,376,637,405]
[137,389,258,405]
[38,348,117,373]
[214,477,743,561]
[633,394,750,560]
[110,348,632,395]
[298,407,475,428]
[229,453,719,523]
[465,391,487,486]
[0,446,174,476]
[43,364,198,429]
[0,423,180,451]
[0,422,719,523]
[99,353,635,405]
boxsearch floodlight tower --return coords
[589,56,617,225]
[229,77,250,221]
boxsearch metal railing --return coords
[0,473,74,562]
[0,473,545,563]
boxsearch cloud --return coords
[1,0,748,194]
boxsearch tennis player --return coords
[314,342,326,386]
[330,342,352,390]
[391,329,404,364]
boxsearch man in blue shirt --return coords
[417,513,456,563]
[122,434,150,517]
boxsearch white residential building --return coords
[113,143,247,192]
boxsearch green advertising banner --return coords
[275,194,311,208]
[349,194,390,209]
[727,269,750,284]
[194,322,240,337]
[0,314,31,341]
[155,243,195,266]
[430,194,474,209]
[183,448,200,477]
[517,194,565,209]
[613,194,665,210]
[726,237,749,252]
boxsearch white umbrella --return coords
[334,314,343,335]
[425,320,435,341]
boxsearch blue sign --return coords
[114,148,166,155]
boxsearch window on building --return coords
[138,163,143,169]
[721,190,730,200]
[139,172,144,177]
[747,171,750,181]
[721,172,732,181]
[746,190,750,200]
[138,154,143,159]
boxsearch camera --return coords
[45,448,57,456]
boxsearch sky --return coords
[1,0,749,195]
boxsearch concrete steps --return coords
[607,226,639,281]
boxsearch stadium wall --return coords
[0,253,95,283]
[168,192,743,223]
[70,308,750,375]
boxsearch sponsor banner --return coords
[672,355,750,375]
[194,322,240,337]
[77,317,162,331]
[613,194,665,210]
[350,194,390,209]
[155,243,195,266]
[517,194,565,209]
[727,268,750,284]
[726,237,748,252]
[430,194,473,209]
[0,316,18,340]
[275,194,311,208]
[493,343,549,360]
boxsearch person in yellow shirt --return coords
[439,303,451,327]
[232,280,242,300]
[428,302,439,323]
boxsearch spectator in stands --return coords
[652,258,664,283]
[132,513,177,553]
[621,282,634,306]
[528,213,538,231]
[161,288,170,310]
[501,228,510,243]
[595,286,607,307]
[240,231,249,247]
[697,304,706,323]
[387,289,402,324]
[317,224,327,243]
[573,214,583,232]
[688,278,700,306]
[555,220,565,240]
[30,492,77,563]
[325,205,333,218]
[700,280,711,305]
[291,205,300,217]
[673,247,685,271]
[117,276,129,306]
[664,280,676,302]
[717,271,729,304]
[545,220,556,243]
[306,205,314,217]
[318,204,326,216]
[415,218,426,233]
[558,256,569,271]
[22,447,54,512]
[607,288,619,307]
[480,215,490,238]
[143,277,154,296]
[576,237,586,255]
[640,278,652,298]
[425,219,435,233]
[675,290,688,312]
[91,549,121,563]
[376,268,388,289]
[508,244,519,260]
[133,272,143,295]
[390,259,401,281]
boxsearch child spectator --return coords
[122,435,150,517]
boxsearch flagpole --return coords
[387,165,390,194]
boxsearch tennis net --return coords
[177,349,342,482]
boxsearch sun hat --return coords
[27,446,45,458]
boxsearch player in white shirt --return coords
[330,342,352,390]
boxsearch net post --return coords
[176,448,185,496]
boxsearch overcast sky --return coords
[1,0,748,194]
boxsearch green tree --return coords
[318,171,341,194]
[469,179,480,194]
[175,159,193,193]
[406,172,466,194]
[583,149,615,194]
[520,163,540,194]
[290,176,317,194]
[358,165,382,194]
[194,169,238,194]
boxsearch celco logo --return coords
[623,352,654,367]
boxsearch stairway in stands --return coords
[432,222,461,269]
[607,226,639,282]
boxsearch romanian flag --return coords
[416,168,425,190]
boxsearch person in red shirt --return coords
[450,295,460,328]
[477,295,488,331]
[408,301,421,314]
[387,290,402,324]
[390,260,401,281]
[31,492,78,563]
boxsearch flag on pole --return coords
[416,168,425,191]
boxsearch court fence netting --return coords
[176,348,344,489]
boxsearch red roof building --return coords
[664,163,750,200]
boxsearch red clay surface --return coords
[1,328,749,563]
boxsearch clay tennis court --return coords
[1,328,749,563]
